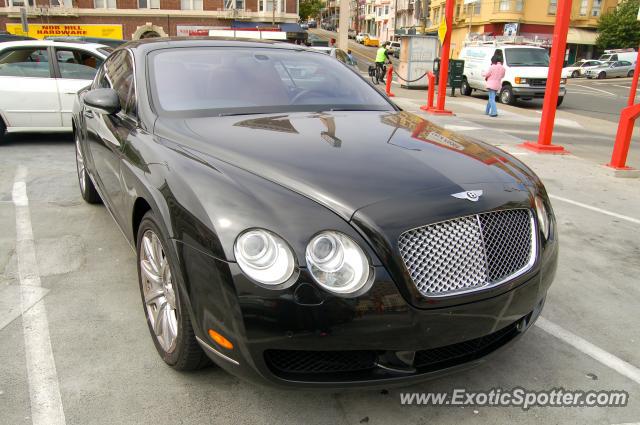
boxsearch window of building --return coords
[377,6,381,16]
[384,5,389,15]
[181,0,203,9]
[8,0,36,6]
[591,0,601,16]
[257,0,283,12]
[94,0,116,8]
[466,1,479,15]
[499,0,509,11]
[138,0,160,9]
[516,0,523,11]
[579,0,588,15]
[548,0,557,15]
[455,3,460,18]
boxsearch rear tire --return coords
[571,70,580,78]
[75,132,102,204]
[137,211,212,371]
[0,119,6,143]
[628,70,634,77]
[598,72,606,80]
[499,85,516,105]
[460,79,472,96]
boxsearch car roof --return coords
[0,39,108,51]
[121,36,307,53]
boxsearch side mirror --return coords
[84,88,120,115]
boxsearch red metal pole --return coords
[627,47,640,107]
[420,71,436,111]
[607,103,640,170]
[385,64,395,97]
[520,0,571,154]
[427,0,454,115]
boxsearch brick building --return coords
[1,0,300,40]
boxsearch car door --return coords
[84,50,137,226]
[53,46,105,128]
[0,45,61,128]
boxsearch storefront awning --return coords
[567,28,597,45]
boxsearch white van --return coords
[459,44,567,106]
[598,50,637,63]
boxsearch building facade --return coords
[426,0,618,61]
[1,0,299,40]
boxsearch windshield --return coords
[504,48,550,67]
[150,48,393,117]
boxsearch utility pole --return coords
[338,0,349,50]
[272,0,276,25]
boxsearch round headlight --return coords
[535,196,550,240]
[306,231,371,294]
[234,229,295,285]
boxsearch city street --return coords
[1,97,639,424]
[310,28,640,169]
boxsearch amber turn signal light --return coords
[208,329,234,350]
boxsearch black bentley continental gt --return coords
[72,38,558,388]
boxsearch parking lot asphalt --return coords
[1,99,639,425]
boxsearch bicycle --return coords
[369,62,388,85]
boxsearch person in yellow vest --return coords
[374,42,391,84]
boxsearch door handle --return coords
[84,110,94,118]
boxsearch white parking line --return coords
[536,317,640,386]
[12,166,66,425]
[549,194,640,225]
[572,84,617,96]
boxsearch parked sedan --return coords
[585,60,635,79]
[0,40,109,139]
[356,33,370,44]
[73,38,557,388]
[363,35,380,47]
[561,59,604,78]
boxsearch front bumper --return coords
[175,233,558,388]
[512,86,567,98]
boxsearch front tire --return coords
[628,70,634,77]
[598,72,606,80]
[137,211,211,371]
[75,132,102,204]
[460,79,472,96]
[571,70,580,78]
[557,96,564,107]
[499,85,516,105]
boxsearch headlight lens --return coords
[234,229,295,285]
[535,196,550,240]
[306,231,370,294]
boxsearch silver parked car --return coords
[585,61,635,79]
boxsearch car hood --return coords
[154,111,535,220]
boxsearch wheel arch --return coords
[132,197,152,243]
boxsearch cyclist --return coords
[374,42,391,84]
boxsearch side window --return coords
[622,61,632,66]
[105,50,137,118]
[0,47,51,78]
[56,48,104,80]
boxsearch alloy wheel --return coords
[140,230,178,353]
[75,135,86,195]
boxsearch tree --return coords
[596,0,640,50]
[299,0,323,21]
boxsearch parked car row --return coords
[585,60,635,79]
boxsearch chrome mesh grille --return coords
[398,209,535,297]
